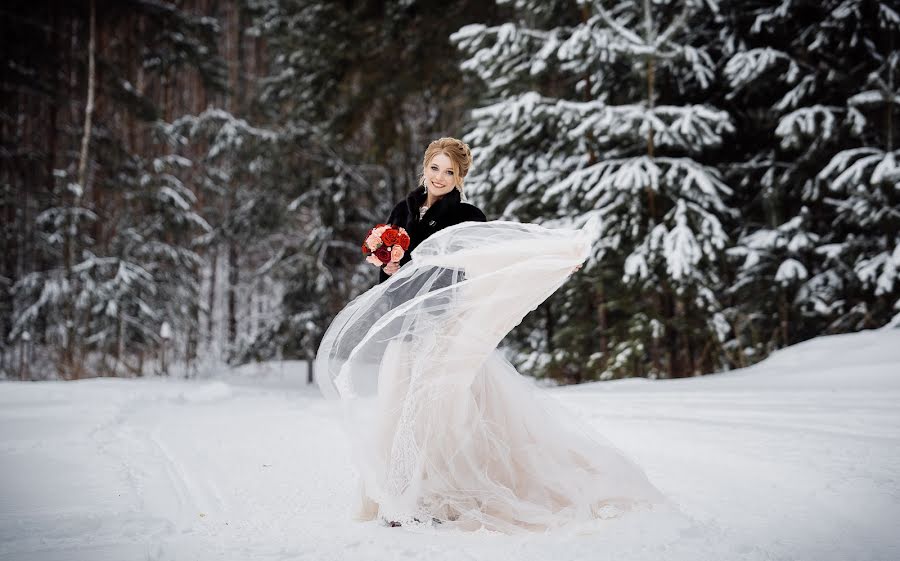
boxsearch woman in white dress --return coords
[315,137,664,533]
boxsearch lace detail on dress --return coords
[384,320,439,501]
[385,366,420,498]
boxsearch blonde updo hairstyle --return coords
[418,137,473,201]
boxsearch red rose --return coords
[362,242,369,254]
[397,231,410,250]
[374,246,391,264]
[381,228,399,246]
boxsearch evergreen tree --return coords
[2,1,226,378]
[235,0,506,374]
[721,0,899,361]
[454,0,736,380]
[815,3,899,328]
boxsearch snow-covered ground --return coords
[1,329,898,561]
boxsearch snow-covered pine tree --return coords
[453,0,735,380]
[4,2,226,378]
[228,8,374,367]
[246,0,355,131]
[726,208,821,362]
[161,107,284,360]
[722,0,899,358]
[9,181,101,378]
[233,0,513,374]
[715,0,826,360]
[815,5,899,329]
[10,131,206,380]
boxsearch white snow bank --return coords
[0,329,897,561]
[563,325,900,392]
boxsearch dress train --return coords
[315,217,665,533]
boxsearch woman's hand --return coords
[383,262,400,275]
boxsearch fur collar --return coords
[403,185,462,226]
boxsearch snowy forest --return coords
[1,0,898,383]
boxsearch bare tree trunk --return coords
[674,297,690,378]
[76,0,96,263]
[641,1,667,380]
[18,337,31,381]
[64,0,96,379]
[651,289,665,378]
[114,312,124,375]
[661,285,678,379]
[224,1,244,362]
[685,301,697,376]
[228,240,238,356]
[779,290,790,347]
[207,244,218,345]
[186,311,198,377]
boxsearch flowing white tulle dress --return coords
[314,217,665,533]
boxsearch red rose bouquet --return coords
[362,224,411,267]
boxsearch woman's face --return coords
[424,153,457,199]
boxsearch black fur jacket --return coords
[378,186,487,284]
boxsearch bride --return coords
[315,137,664,533]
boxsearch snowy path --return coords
[1,329,899,561]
